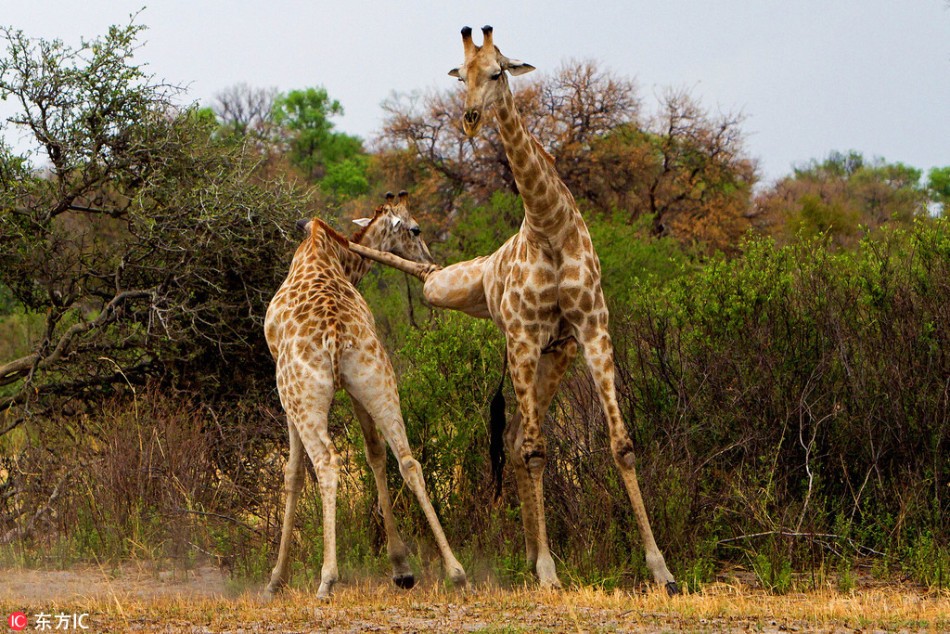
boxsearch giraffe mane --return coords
[532,137,556,165]
[350,206,386,244]
[312,218,351,250]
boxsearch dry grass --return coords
[1,565,947,633]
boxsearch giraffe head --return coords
[448,25,535,137]
[352,191,434,264]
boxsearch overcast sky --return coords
[1,1,947,183]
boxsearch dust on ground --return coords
[0,564,947,633]
[0,563,229,604]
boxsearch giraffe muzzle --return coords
[462,108,482,136]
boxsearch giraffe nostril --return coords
[464,109,480,125]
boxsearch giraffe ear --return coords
[448,67,462,78]
[503,59,535,76]
[352,217,372,227]
[390,216,403,228]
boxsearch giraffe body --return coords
[264,194,465,599]
[388,26,678,592]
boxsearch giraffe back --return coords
[264,222,376,384]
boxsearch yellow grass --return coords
[1,566,948,633]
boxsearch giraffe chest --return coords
[485,231,605,344]
[487,242,560,339]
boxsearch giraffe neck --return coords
[308,219,376,285]
[494,83,575,245]
[336,229,375,285]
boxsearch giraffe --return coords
[352,26,678,595]
[263,192,465,599]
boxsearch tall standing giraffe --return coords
[352,27,678,594]
[264,192,465,599]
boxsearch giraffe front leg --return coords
[266,421,306,599]
[578,324,679,595]
[422,258,492,319]
[503,410,539,569]
[507,336,561,589]
[504,337,578,573]
[352,400,414,589]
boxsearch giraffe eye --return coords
[410,226,421,237]
[490,71,502,81]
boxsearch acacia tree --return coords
[587,89,756,249]
[378,61,640,213]
[0,21,305,435]
[378,61,755,250]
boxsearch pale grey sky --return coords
[1,1,947,183]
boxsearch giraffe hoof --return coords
[263,581,284,601]
[392,573,416,590]
[316,580,336,600]
[448,567,468,588]
[665,581,681,596]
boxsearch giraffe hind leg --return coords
[342,348,467,587]
[504,337,577,574]
[265,420,306,598]
[505,336,563,588]
[352,400,415,589]
[272,360,341,599]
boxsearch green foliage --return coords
[928,166,950,211]
[902,532,950,589]
[321,155,370,199]
[0,19,307,420]
[617,218,948,585]
[751,550,793,594]
[439,192,524,261]
[271,86,363,180]
[585,211,691,306]
[788,193,860,238]
[395,313,504,513]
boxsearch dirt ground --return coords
[0,564,947,633]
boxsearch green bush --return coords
[613,218,948,583]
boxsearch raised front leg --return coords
[422,257,492,319]
[504,337,578,572]
[351,400,415,589]
[576,315,678,595]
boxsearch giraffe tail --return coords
[489,349,508,500]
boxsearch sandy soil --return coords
[0,563,229,604]
[0,565,947,633]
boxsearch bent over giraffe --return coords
[352,27,678,594]
[264,193,465,599]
